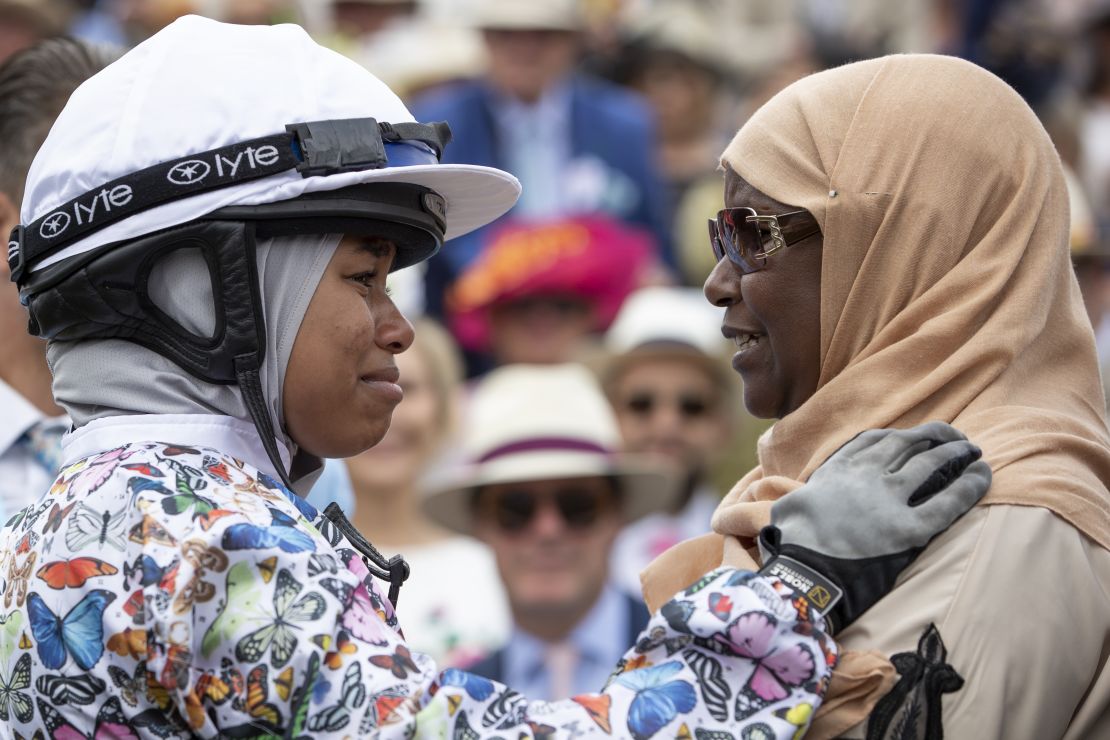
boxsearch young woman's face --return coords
[703,168,823,419]
[284,234,414,458]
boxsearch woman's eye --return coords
[352,271,377,286]
[351,272,392,296]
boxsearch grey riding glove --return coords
[757,421,992,634]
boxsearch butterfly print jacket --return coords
[0,414,835,739]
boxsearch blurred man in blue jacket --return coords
[411,0,671,322]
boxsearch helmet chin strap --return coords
[234,352,297,491]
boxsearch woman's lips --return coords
[730,332,764,370]
[360,368,403,404]
[361,379,404,404]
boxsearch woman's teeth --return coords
[734,333,761,351]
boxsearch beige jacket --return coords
[839,505,1110,738]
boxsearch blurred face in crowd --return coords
[0,12,44,66]
[704,168,822,419]
[284,235,414,458]
[345,340,444,494]
[474,476,621,635]
[631,54,717,143]
[118,0,196,36]
[488,294,593,364]
[610,355,727,477]
[483,28,578,103]
[333,0,416,37]
[1076,256,1110,329]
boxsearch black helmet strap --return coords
[234,351,295,491]
[8,117,452,285]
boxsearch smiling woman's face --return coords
[284,234,414,458]
[703,167,823,419]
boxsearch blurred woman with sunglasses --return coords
[643,54,1110,739]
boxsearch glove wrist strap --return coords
[759,554,844,632]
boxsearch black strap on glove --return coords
[757,421,992,634]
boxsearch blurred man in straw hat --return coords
[422,363,676,698]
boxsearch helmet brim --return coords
[328,163,521,242]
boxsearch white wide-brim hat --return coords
[597,286,731,387]
[422,363,682,535]
[21,15,520,274]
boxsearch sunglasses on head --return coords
[476,484,618,533]
[622,391,713,420]
[708,207,821,274]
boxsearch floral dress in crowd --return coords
[0,436,835,739]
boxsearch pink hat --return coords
[447,214,654,351]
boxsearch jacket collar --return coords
[61,413,292,481]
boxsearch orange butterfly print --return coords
[322,630,357,670]
[572,694,612,733]
[369,685,408,726]
[36,557,119,589]
[203,457,233,483]
[184,672,234,729]
[196,509,235,531]
[122,589,144,618]
[234,664,281,727]
[106,627,148,659]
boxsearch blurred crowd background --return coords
[5,0,1110,695]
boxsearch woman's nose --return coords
[704,257,740,308]
[376,300,415,354]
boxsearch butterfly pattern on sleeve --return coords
[0,438,835,739]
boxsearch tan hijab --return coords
[641,54,1110,738]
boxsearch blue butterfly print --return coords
[617,661,697,740]
[259,472,318,520]
[123,554,177,587]
[126,476,174,496]
[438,668,496,701]
[27,589,116,670]
[222,508,315,553]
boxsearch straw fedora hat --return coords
[422,363,681,535]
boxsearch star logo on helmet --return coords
[167,159,211,186]
[39,212,71,239]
